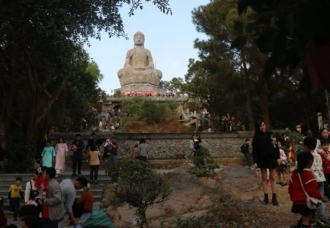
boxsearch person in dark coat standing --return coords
[71,134,85,177]
[252,120,281,206]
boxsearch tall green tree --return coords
[0,0,171,141]
[160,77,184,94]
[183,36,241,128]
[234,0,330,93]
[87,61,104,83]
[190,0,291,129]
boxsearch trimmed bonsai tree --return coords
[107,158,171,228]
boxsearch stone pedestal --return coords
[120,84,166,95]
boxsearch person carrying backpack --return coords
[241,139,251,166]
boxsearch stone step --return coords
[1,195,102,209]
[0,187,103,194]
[0,170,106,221]
[0,172,109,177]
[0,176,110,182]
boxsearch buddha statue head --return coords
[118,31,163,91]
[134,32,145,47]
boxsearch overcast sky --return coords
[85,0,208,94]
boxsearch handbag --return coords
[297,172,322,209]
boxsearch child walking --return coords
[304,136,327,223]
[89,145,100,184]
[289,151,327,228]
[8,177,24,221]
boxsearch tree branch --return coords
[36,74,70,124]
[11,116,22,127]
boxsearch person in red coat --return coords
[289,151,327,228]
[34,166,49,219]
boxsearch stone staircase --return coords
[0,171,109,219]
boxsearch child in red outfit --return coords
[34,166,49,219]
[289,151,327,228]
[319,139,330,184]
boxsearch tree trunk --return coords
[139,211,147,228]
[240,55,255,131]
[260,78,272,130]
[246,86,255,131]
[210,109,216,131]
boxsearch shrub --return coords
[286,131,304,153]
[189,147,219,177]
[122,97,145,121]
[121,97,178,125]
[165,100,179,110]
[106,159,171,228]
[161,106,176,122]
[189,166,211,177]
[141,100,165,124]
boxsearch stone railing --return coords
[49,132,253,159]
[104,96,188,102]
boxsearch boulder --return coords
[100,164,264,227]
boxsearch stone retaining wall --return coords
[49,132,253,159]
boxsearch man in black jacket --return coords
[71,134,85,177]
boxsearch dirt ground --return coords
[213,183,299,228]
[101,164,329,228]
[201,165,330,228]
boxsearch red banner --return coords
[124,91,158,96]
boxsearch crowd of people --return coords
[1,166,92,228]
[245,121,330,228]
[187,119,330,227]
[0,132,123,228]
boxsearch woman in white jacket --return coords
[24,169,39,204]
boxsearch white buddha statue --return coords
[118,32,162,89]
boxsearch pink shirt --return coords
[26,200,38,206]
[280,149,287,161]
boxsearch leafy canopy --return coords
[0,0,172,140]
[233,0,330,92]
